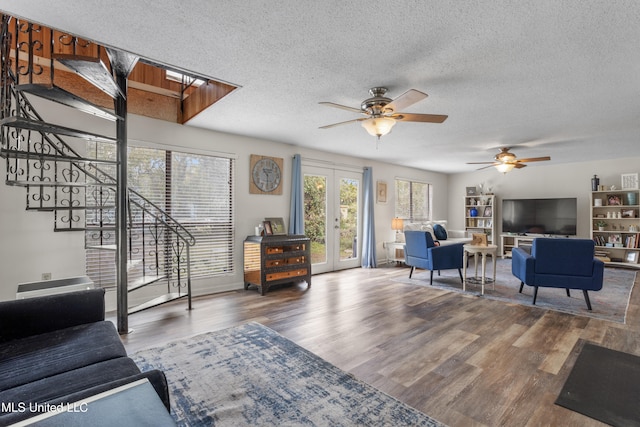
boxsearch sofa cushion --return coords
[0,357,141,425]
[0,321,126,391]
[433,223,448,240]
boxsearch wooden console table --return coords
[243,235,311,295]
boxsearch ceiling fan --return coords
[467,147,551,173]
[319,87,448,140]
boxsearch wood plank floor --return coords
[113,264,640,426]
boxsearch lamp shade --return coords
[361,117,396,137]
[495,163,516,173]
[391,217,404,231]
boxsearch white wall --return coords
[448,158,640,239]
[0,101,447,306]
[6,97,634,307]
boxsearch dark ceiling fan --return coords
[319,87,447,139]
[467,147,551,173]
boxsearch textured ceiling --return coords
[3,1,640,173]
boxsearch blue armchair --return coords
[404,230,464,285]
[512,238,604,310]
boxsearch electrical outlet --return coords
[41,273,52,280]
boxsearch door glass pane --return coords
[339,178,359,260]
[304,174,327,264]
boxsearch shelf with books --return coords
[464,194,496,245]
[591,190,640,268]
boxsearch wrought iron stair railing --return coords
[0,15,194,316]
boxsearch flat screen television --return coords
[502,198,577,236]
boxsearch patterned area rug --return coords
[133,322,445,427]
[393,258,636,323]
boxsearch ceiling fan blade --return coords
[476,164,498,170]
[466,161,498,165]
[392,113,448,123]
[319,102,362,113]
[319,118,366,129]
[517,156,551,163]
[514,163,527,168]
[385,89,427,112]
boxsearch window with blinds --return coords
[395,178,432,221]
[85,145,234,288]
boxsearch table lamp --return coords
[391,217,404,242]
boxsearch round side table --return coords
[463,244,498,295]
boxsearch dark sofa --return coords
[0,289,170,425]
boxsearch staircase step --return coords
[16,84,121,121]
[128,293,186,314]
[54,54,125,100]
[86,244,117,251]
[106,48,139,78]
[128,274,167,292]
[0,116,116,143]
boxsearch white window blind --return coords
[86,145,234,288]
[395,179,432,221]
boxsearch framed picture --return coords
[466,186,477,196]
[621,209,637,219]
[607,194,622,206]
[625,251,638,263]
[376,181,387,204]
[621,173,639,190]
[483,206,492,217]
[262,220,273,235]
[265,217,286,235]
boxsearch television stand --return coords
[501,234,535,258]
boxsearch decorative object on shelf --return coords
[596,220,607,231]
[626,251,639,264]
[594,198,603,207]
[265,217,286,235]
[376,180,387,204]
[470,207,478,217]
[607,194,622,206]
[471,233,488,246]
[483,206,492,217]
[622,209,637,219]
[627,192,638,206]
[591,175,600,191]
[262,220,273,235]
[250,155,283,195]
[391,217,404,242]
[466,186,477,196]
[621,173,639,190]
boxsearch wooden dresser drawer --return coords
[266,268,308,282]
[265,259,285,268]
[266,246,284,254]
[285,256,306,265]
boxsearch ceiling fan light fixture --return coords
[361,117,396,138]
[495,163,516,174]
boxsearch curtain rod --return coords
[299,156,364,172]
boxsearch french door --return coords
[303,166,361,274]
